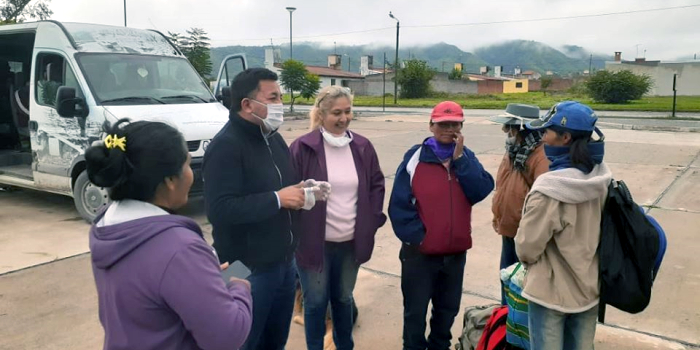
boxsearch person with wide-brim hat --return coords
[488,103,550,305]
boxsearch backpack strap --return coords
[508,262,522,280]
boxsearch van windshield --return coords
[77,54,215,105]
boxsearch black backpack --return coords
[598,179,662,322]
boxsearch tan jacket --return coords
[491,145,549,238]
[515,163,612,313]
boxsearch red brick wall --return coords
[477,80,504,94]
[528,78,575,92]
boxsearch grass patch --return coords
[284,93,700,112]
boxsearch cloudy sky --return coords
[48,0,700,60]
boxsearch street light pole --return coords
[389,12,400,104]
[123,0,127,26]
[286,7,296,60]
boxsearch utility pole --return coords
[383,52,386,112]
[348,56,351,72]
[123,0,127,26]
[589,54,593,75]
[672,74,678,118]
[389,11,400,105]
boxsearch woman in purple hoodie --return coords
[289,86,387,350]
[86,119,253,350]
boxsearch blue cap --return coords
[526,101,598,132]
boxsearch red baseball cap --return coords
[431,101,464,123]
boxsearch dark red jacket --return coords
[289,129,387,271]
[389,141,494,255]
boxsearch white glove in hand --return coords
[302,187,316,210]
[303,179,318,188]
[317,181,331,201]
[302,179,331,202]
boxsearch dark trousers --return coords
[242,259,297,350]
[500,236,519,305]
[400,244,467,350]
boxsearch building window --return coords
[341,80,349,87]
[516,82,523,88]
[331,79,336,86]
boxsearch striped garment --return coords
[504,263,530,350]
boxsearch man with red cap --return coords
[389,101,495,350]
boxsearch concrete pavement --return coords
[1,115,699,349]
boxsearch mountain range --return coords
[210,40,613,78]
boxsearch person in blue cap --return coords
[514,101,613,350]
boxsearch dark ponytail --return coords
[551,126,595,173]
[85,119,187,202]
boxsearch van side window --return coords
[35,54,83,107]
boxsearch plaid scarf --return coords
[506,131,542,172]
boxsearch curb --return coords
[597,121,700,133]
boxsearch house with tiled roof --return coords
[265,48,363,90]
[520,70,542,80]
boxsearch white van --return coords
[0,21,247,221]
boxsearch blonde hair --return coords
[309,86,354,130]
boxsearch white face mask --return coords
[250,99,284,133]
[321,127,353,148]
[506,134,517,145]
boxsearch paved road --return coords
[1,116,699,349]
[292,105,700,132]
[291,105,700,119]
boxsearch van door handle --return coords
[29,121,38,132]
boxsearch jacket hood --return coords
[530,163,612,204]
[90,213,202,269]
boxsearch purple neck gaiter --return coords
[425,137,455,160]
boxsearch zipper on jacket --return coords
[265,137,294,246]
[447,167,454,247]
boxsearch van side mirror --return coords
[221,86,232,110]
[56,86,88,118]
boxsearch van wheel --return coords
[73,170,110,223]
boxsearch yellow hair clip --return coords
[104,134,127,152]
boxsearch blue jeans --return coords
[242,259,297,350]
[298,241,360,350]
[400,244,466,350]
[500,236,519,305]
[529,302,598,350]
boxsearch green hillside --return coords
[209,40,610,78]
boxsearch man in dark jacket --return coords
[204,68,308,350]
[389,101,495,350]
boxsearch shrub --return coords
[586,70,652,104]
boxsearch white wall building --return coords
[605,55,700,96]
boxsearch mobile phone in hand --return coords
[221,260,251,282]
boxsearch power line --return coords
[210,27,393,43]
[403,4,700,29]
[208,3,700,44]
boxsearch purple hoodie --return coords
[90,206,252,350]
